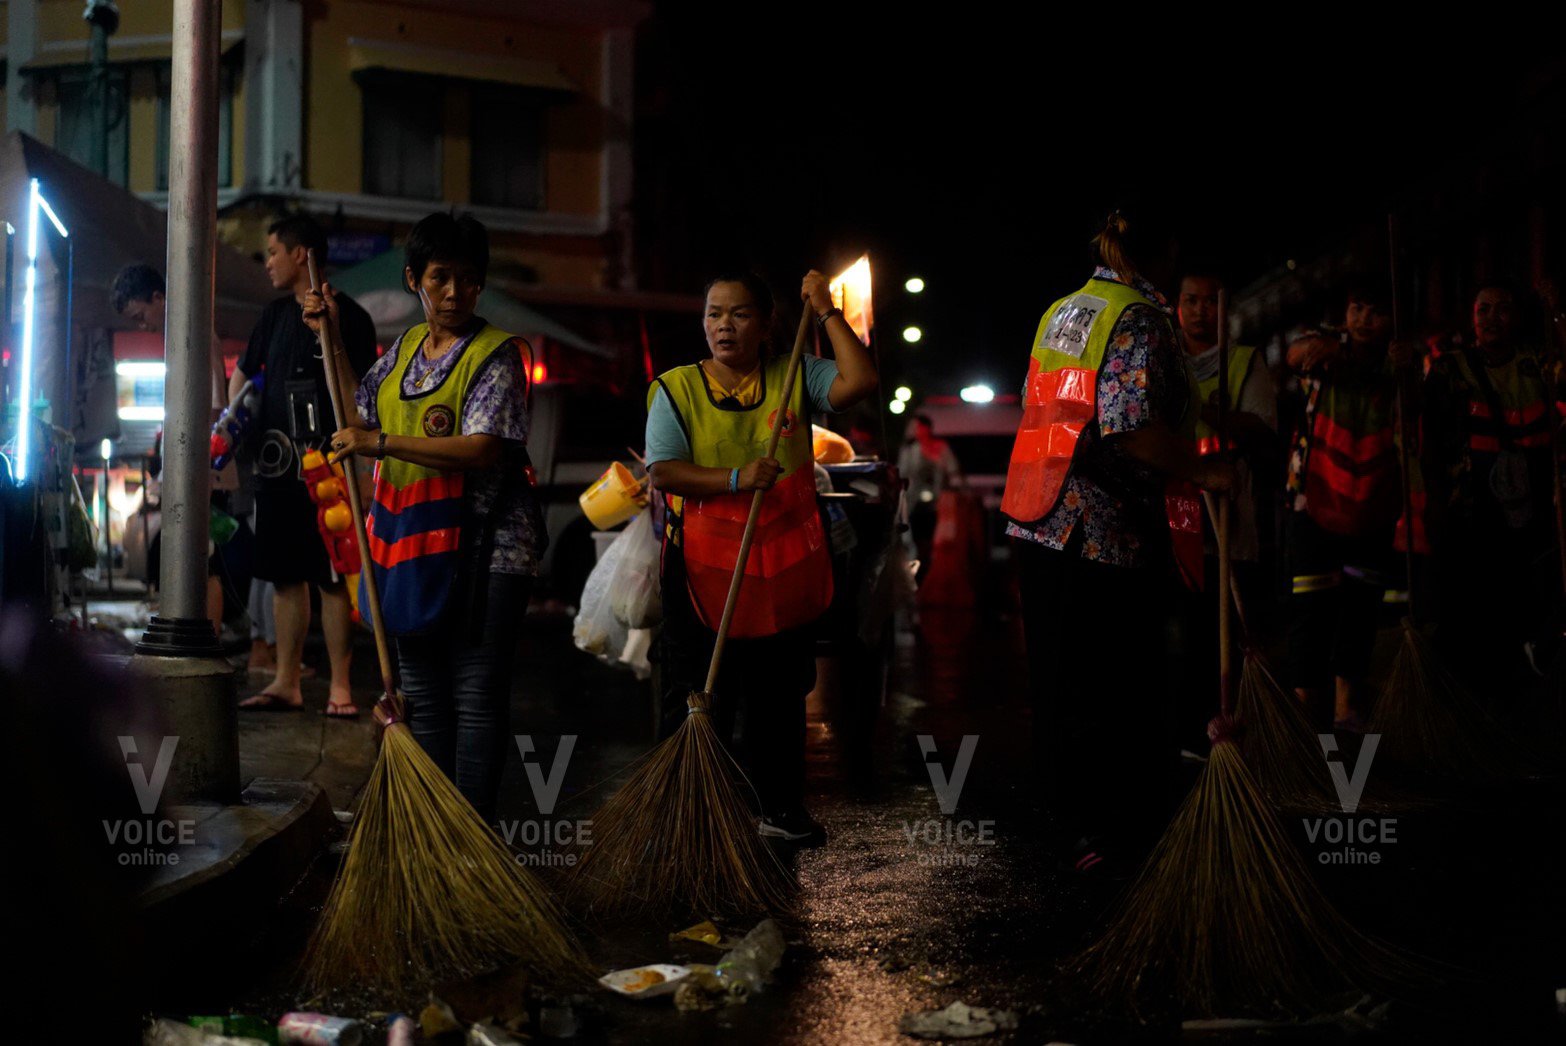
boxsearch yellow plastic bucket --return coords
[579,461,642,530]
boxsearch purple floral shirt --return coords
[357,325,543,576]
[1005,268,1185,568]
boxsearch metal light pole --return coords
[132,0,237,804]
[84,2,120,179]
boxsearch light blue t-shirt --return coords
[645,355,840,466]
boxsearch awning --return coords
[20,30,244,72]
[346,37,576,95]
[325,248,612,359]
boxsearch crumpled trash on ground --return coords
[669,919,729,948]
[898,1001,1018,1039]
[420,996,463,1039]
[712,918,785,1001]
[145,1019,267,1046]
[468,1021,525,1045]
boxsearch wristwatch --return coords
[816,306,843,329]
[375,431,388,459]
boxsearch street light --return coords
[16,177,69,484]
[905,277,925,294]
[960,384,995,404]
[902,326,922,344]
[889,398,907,415]
[893,385,912,402]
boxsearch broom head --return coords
[304,699,590,997]
[567,688,794,919]
[1066,735,1427,1019]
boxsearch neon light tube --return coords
[16,178,39,482]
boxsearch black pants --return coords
[658,545,816,816]
[1286,511,1391,690]
[1017,533,1173,857]
[1170,556,1267,753]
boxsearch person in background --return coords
[645,270,878,845]
[231,215,377,716]
[1283,277,1415,731]
[1423,280,1561,690]
[1001,207,1234,878]
[897,413,963,576]
[1170,268,1278,756]
[315,212,546,821]
[110,263,235,640]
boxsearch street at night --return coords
[2,4,1565,1044]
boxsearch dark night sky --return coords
[633,14,1560,398]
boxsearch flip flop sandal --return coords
[324,701,361,720]
[239,693,303,712]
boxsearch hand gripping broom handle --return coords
[701,307,816,696]
[307,251,399,704]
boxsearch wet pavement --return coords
[140,580,1565,1044]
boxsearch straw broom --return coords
[1364,217,1522,783]
[298,254,589,994]
[566,311,813,919]
[1068,291,1421,1016]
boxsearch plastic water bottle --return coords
[714,919,785,1000]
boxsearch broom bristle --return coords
[567,690,794,918]
[304,722,591,996]
[1067,740,1429,1018]
[1366,621,1527,782]
[1237,654,1427,814]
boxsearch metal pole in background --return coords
[133,0,237,803]
[84,2,119,179]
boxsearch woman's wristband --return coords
[816,306,843,329]
[728,467,740,494]
[375,431,388,459]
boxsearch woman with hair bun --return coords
[1001,207,1235,878]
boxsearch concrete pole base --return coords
[128,650,240,805]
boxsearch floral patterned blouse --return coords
[1005,267,1187,568]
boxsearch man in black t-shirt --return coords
[232,214,377,715]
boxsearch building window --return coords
[53,68,130,186]
[470,87,544,210]
[155,63,235,191]
[360,75,442,200]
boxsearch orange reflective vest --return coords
[362,322,520,634]
[649,355,833,638]
[1002,276,1202,581]
[1288,347,1401,538]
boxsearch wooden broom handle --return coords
[702,306,817,695]
[307,251,398,698]
[1215,289,1233,715]
[1388,214,1419,625]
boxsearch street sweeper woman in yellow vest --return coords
[1001,207,1234,879]
[311,212,546,822]
[644,270,878,845]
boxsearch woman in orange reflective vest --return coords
[1284,277,1417,731]
[1424,280,1562,690]
[310,213,546,822]
[645,271,877,846]
[1002,207,1235,878]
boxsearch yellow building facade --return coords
[3,0,644,291]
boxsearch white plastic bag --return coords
[573,528,629,659]
[610,515,662,628]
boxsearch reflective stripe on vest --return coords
[1192,345,1258,456]
[361,321,519,634]
[650,354,833,637]
[1001,277,1170,524]
[1300,361,1400,537]
[1450,352,1554,452]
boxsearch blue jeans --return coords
[395,573,533,822]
